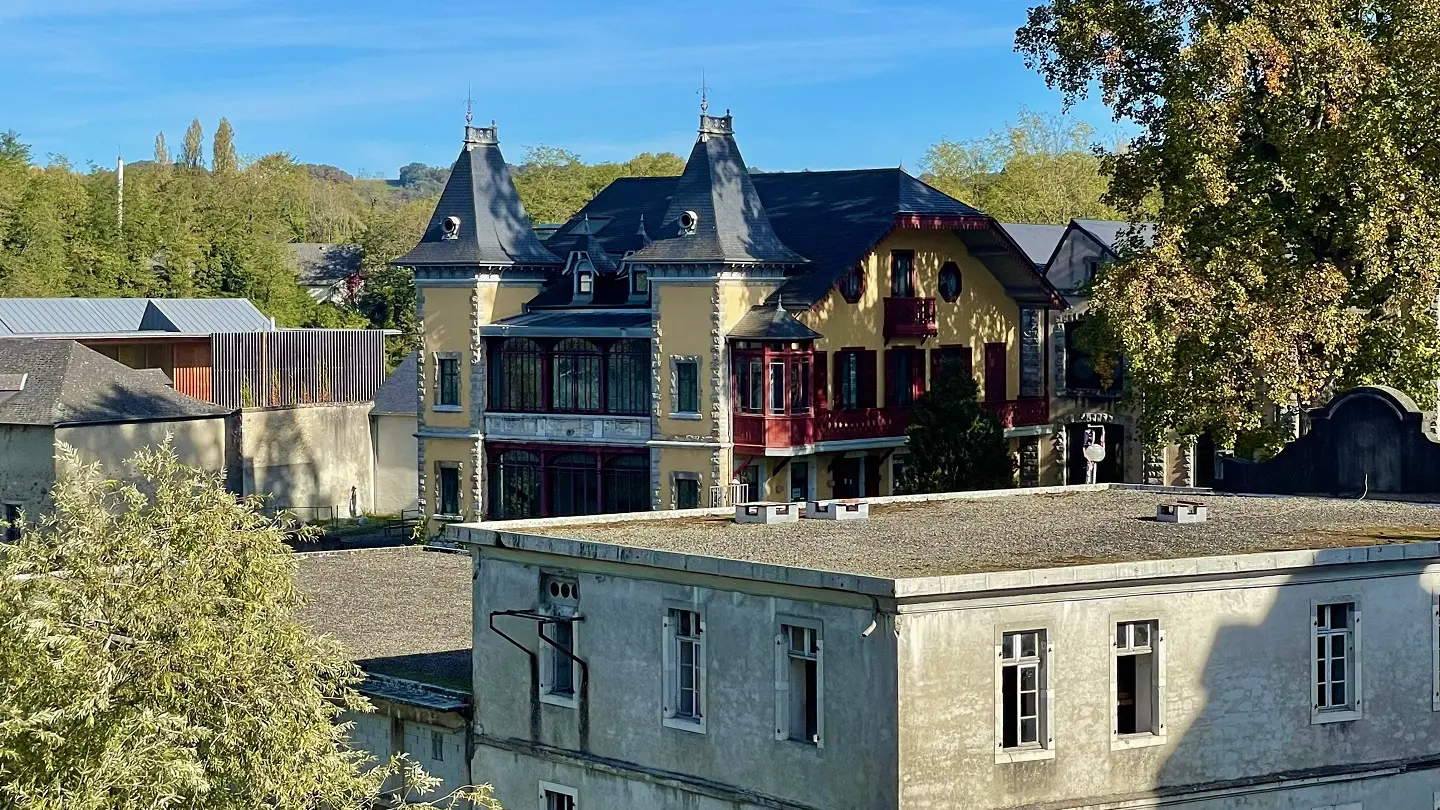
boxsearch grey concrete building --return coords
[447,486,1440,809]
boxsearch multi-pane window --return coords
[736,358,764,413]
[540,575,579,705]
[437,464,461,517]
[552,338,602,412]
[1000,630,1047,750]
[768,362,785,414]
[838,265,864,303]
[430,729,444,762]
[675,476,700,510]
[542,786,577,810]
[606,340,649,415]
[631,268,648,295]
[890,250,915,297]
[675,359,700,414]
[492,338,544,411]
[491,337,649,414]
[437,357,460,407]
[777,623,822,746]
[2,503,19,543]
[789,358,811,413]
[790,461,809,502]
[548,621,575,697]
[1115,621,1160,736]
[600,456,649,513]
[887,348,919,407]
[836,352,861,410]
[487,450,541,519]
[548,453,598,517]
[1315,602,1357,714]
[664,609,705,729]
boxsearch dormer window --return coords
[631,268,648,294]
[577,267,594,295]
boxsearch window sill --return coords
[663,716,707,734]
[1111,732,1167,751]
[431,513,464,523]
[432,405,463,413]
[1312,708,1361,725]
[779,736,823,751]
[995,746,1055,764]
[668,412,703,421]
[540,692,578,710]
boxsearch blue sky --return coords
[0,0,1119,177]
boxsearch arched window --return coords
[938,261,962,302]
[606,339,649,416]
[488,450,541,519]
[548,452,598,517]
[553,338,602,413]
[601,455,650,514]
[837,265,865,304]
[491,338,543,411]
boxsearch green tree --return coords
[212,117,237,175]
[0,443,501,809]
[1018,0,1440,448]
[182,118,204,169]
[897,361,1014,494]
[356,197,432,369]
[153,131,170,167]
[920,109,1122,223]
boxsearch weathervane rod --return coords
[465,83,474,125]
[698,69,710,115]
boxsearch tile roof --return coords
[287,243,363,285]
[295,547,473,692]
[469,487,1440,582]
[393,125,561,268]
[628,115,807,266]
[728,302,824,341]
[371,354,418,416]
[0,338,231,426]
[1000,223,1069,268]
[0,297,274,337]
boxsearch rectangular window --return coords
[887,349,917,407]
[664,608,705,731]
[542,619,576,700]
[2,503,19,543]
[890,250,915,297]
[1115,621,1161,738]
[769,361,785,414]
[437,357,460,407]
[789,358,811,413]
[1000,630,1048,752]
[676,476,700,510]
[540,783,577,810]
[437,464,461,517]
[776,623,823,746]
[790,461,809,502]
[430,729,444,762]
[1315,602,1359,718]
[676,359,699,414]
[631,268,648,294]
[744,359,764,413]
[836,352,861,410]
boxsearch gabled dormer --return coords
[394,123,561,271]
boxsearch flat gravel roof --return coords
[538,490,1440,580]
[296,546,472,691]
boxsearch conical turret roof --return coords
[394,124,561,267]
[627,113,806,265]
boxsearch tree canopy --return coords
[1018,0,1440,448]
[920,109,1122,224]
[897,361,1014,494]
[0,444,500,809]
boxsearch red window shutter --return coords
[813,351,828,410]
[861,350,878,408]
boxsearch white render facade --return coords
[451,489,1440,810]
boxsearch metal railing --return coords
[709,482,751,508]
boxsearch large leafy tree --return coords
[1018,0,1440,448]
[920,108,1122,223]
[0,444,500,810]
[897,362,1014,494]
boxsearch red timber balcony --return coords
[732,408,911,451]
[981,396,1050,429]
[883,297,938,341]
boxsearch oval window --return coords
[838,265,865,304]
[938,262,961,302]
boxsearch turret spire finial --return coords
[698,70,710,115]
[465,84,473,125]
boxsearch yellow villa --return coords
[397,112,1072,525]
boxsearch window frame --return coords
[889,249,916,298]
[672,471,701,510]
[671,356,701,418]
[538,615,579,710]
[837,264,865,304]
[937,260,962,303]
[662,605,707,733]
[775,617,824,748]
[430,728,445,762]
[433,352,462,412]
[836,350,861,410]
[1311,597,1361,724]
[994,623,1054,763]
[1110,616,1167,750]
[539,781,578,810]
[435,462,462,519]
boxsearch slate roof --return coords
[1000,223,1069,268]
[482,309,652,337]
[371,354,418,416]
[1072,219,1156,254]
[393,125,561,268]
[0,297,274,337]
[728,302,824,341]
[0,338,231,426]
[627,115,807,266]
[287,243,363,285]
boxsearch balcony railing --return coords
[883,297,938,340]
[981,397,1050,429]
[733,408,911,450]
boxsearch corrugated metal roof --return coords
[0,298,274,337]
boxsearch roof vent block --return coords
[735,502,799,525]
[804,499,869,521]
[1156,501,1208,524]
